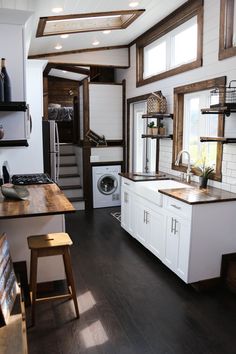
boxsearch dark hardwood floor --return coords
[28,208,236,354]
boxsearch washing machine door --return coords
[97,174,118,195]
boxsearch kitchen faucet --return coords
[175,150,192,183]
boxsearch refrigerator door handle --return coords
[55,122,60,182]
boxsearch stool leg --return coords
[63,247,79,318]
[30,249,38,326]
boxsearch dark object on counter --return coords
[1,184,29,200]
[199,176,208,189]
[1,58,11,102]
[0,73,4,102]
[11,173,53,185]
[2,164,10,184]
[0,124,4,139]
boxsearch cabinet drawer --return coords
[164,196,192,219]
[121,178,135,191]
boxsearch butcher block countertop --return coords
[0,184,75,219]
[159,187,236,205]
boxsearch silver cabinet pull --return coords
[171,217,174,233]
[146,211,149,224]
[143,210,146,223]
[124,192,128,203]
[124,182,130,186]
[174,219,178,235]
[171,204,181,210]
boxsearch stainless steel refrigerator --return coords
[42,120,60,182]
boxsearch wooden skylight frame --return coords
[36,9,145,37]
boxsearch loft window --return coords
[219,0,236,59]
[143,16,197,80]
[136,0,203,86]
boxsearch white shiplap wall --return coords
[40,48,129,68]
[116,0,236,192]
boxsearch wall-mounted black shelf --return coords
[200,136,236,144]
[0,102,27,112]
[142,134,173,140]
[142,113,173,119]
[0,140,28,147]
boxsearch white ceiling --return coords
[24,0,187,56]
[49,68,87,80]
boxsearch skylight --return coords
[36,9,145,37]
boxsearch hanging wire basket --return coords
[210,80,236,108]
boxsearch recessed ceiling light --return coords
[129,1,139,7]
[60,34,69,39]
[92,39,100,46]
[62,70,67,73]
[103,30,111,34]
[54,44,62,50]
[51,7,63,13]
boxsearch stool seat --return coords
[27,232,72,249]
[27,232,79,326]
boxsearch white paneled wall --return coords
[90,147,123,163]
[116,0,236,192]
[89,83,123,140]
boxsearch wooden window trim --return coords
[136,0,203,87]
[172,76,226,182]
[219,0,236,60]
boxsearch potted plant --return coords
[152,125,158,136]
[192,159,214,189]
[158,122,166,135]
[147,121,155,135]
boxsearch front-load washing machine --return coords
[92,165,121,208]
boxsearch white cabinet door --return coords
[164,213,191,282]
[146,206,165,260]
[121,187,134,236]
[133,195,147,246]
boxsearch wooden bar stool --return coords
[27,232,79,326]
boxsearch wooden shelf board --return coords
[201,106,236,116]
[142,113,173,119]
[0,140,28,147]
[0,102,27,112]
[200,136,236,143]
[142,134,173,140]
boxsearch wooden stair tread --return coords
[60,153,75,157]
[59,173,80,178]
[68,197,85,202]
[60,185,82,190]
[60,163,77,167]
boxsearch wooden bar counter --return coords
[0,184,75,219]
[0,184,75,283]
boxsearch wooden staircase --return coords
[58,144,85,210]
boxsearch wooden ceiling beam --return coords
[43,63,90,76]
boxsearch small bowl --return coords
[1,183,29,200]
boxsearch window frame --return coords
[172,76,226,182]
[219,0,236,60]
[136,0,203,87]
